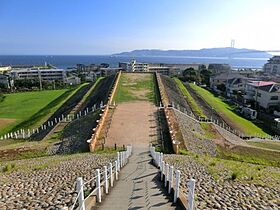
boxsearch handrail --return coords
[67,145,133,210]
[149,144,196,210]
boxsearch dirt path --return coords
[98,101,177,209]
[105,102,158,148]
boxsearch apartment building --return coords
[119,60,149,72]
[263,56,280,74]
[244,81,280,110]
[10,69,67,82]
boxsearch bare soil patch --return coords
[104,101,157,148]
[0,118,16,129]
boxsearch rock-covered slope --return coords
[0,153,115,209]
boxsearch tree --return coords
[182,68,201,82]
[217,83,226,92]
[200,69,212,86]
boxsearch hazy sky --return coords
[1,0,280,55]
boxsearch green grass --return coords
[113,73,155,103]
[0,84,88,136]
[189,83,267,136]
[247,141,280,152]
[198,155,280,186]
[174,78,206,118]
[94,147,123,154]
[200,123,219,139]
[79,78,104,105]
[0,90,67,135]
[217,145,280,167]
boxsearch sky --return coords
[1,0,280,55]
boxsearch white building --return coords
[119,60,148,72]
[263,56,280,74]
[244,81,280,110]
[11,69,67,82]
[65,76,81,85]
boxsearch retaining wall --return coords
[156,73,186,153]
[89,72,122,152]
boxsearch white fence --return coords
[149,145,196,210]
[0,102,105,140]
[66,145,132,210]
[169,103,280,141]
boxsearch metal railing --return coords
[149,145,196,210]
[63,145,133,210]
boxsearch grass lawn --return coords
[189,83,267,136]
[217,145,280,167]
[0,85,86,136]
[197,154,280,188]
[113,73,155,103]
[174,78,206,118]
[247,141,280,151]
[79,77,104,105]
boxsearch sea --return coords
[0,55,270,70]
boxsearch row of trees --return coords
[0,79,66,92]
[180,65,212,86]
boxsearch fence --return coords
[169,103,280,141]
[88,71,121,152]
[149,145,196,210]
[0,102,105,141]
[66,145,132,210]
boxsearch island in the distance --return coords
[113,47,272,58]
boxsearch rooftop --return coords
[248,81,276,87]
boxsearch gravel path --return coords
[164,155,280,210]
[0,153,115,209]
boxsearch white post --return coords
[77,177,85,210]
[96,169,101,202]
[104,166,108,194]
[165,163,169,187]
[161,160,165,181]
[168,166,173,194]
[187,179,196,210]
[120,152,123,168]
[117,152,120,171]
[126,150,128,164]
[115,160,118,180]
[158,153,161,168]
[174,170,181,203]
[122,152,125,166]
[109,163,113,187]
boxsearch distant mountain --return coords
[113,48,272,58]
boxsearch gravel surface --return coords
[164,155,280,210]
[174,109,217,156]
[0,153,115,209]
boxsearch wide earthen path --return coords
[95,101,177,210]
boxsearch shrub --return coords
[209,162,216,167]
[0,93,5,103]
[231,172,238,180]
[2,163,16,173]
[179,149,189,155]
